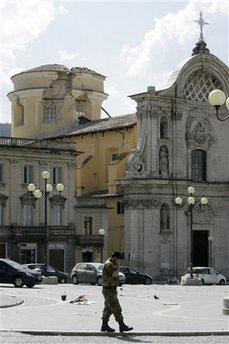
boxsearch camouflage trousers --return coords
[102,288,124,323]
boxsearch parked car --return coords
[0,259,42,288]
[23,263,68,284]
[71,262,126,286]
[181,267,226,285]
[120,266,153,285]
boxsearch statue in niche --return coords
[160,205,170,231]
[159,146,169,177]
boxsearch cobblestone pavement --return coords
[0,333,229,344]
[0,284,228,333]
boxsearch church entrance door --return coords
[82,251,93,262]
[193,230,209,266]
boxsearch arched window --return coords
[160,117,168,139]
[160,204,170,232]
[191,149,207,181]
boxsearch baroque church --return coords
[4,14,229,280]
[123,22,229,279]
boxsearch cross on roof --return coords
[194,11,209,42]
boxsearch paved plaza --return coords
[0,332,229,344]
[0,283,228,335]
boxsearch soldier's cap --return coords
[111,251,123,259]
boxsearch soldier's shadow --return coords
[113,336,153,343]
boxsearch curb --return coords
[5,330,229,337]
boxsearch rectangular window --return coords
[23,204,33,226]
[0,164,4,183]
[112,153,119,161]
[53,167,62,184]
[24,165,34,184]
[84,217,93,236]
[117,201,124,214]
[52,205,62,226]
[191,150,207,181]
[44,103,56,123]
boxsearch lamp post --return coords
[99,228,105,263]
[175,186,208,278]
[28,171,64,264]
[208,89,229,121]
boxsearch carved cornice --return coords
[49,194,67,207]
[20,192,36,207]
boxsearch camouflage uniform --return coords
[102,257,124,323]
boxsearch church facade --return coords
[123,41,229,280]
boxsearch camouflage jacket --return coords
[102,257,119,288]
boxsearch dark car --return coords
[71,262,126,286]
[23,263,68,283]
[0,259,42,288]
[120,266,152,285]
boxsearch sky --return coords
[0,0,228,123]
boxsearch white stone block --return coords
[41,276,58,285]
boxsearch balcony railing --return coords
[49,226,75,236]
[75,197,107,208]
[0,136,76,152]
[0,226,76,238]
[12,226,46,236]
[76,234,104,246]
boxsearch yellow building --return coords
[8,64,137,262]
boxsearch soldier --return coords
[101,251,133,333]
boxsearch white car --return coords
[181,267,226,285]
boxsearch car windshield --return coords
[129,268,137,274]
[5,260,24,270]
[46,265,56,272]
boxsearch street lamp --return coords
[208,89,229,121]
[99,228,105,263]
[27,171,64,263]
[175,186,208,278]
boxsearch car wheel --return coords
[219,279,226,285]
[97,276,103,286]
[13,276,24,288]
[59,277,66,284]
[145,278,152,285]
[201,279,205,285]
[26,283,35,288]
[72,275,78,285]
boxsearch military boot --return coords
[101,320,115,332]
[119,321,133,332]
